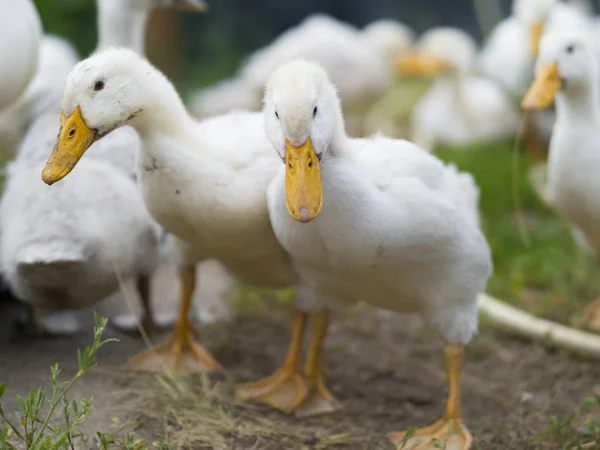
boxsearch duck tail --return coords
[15,242,86,287]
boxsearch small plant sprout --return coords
[0,314,117,450]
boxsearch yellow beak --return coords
[42,106,97,185]
[529,22,543,58]
[395,52,449,77]
[285,138,323,223]
[521,63,561,111]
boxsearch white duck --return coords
[479,0,592,97]
[188,14,414,121]
[0,35,79,158]
[262,59,492,448]
[42,47,350,415]
[0,0,41,110]
[397,27,519,150]
[478,0,593,158]
[0,0,207,335]
[0,115,160,330]
[40,47,298,374]
[522,29,600,331]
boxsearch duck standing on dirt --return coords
[261,59,492,449]
[39,46,312,376]
[522,29,600,331]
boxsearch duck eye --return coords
[94,80,104,91]
[566,45,575,54]
[275,111,279,120]
[313,106,318,118]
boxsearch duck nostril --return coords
[68,128,75,137]
[308,160,313,169]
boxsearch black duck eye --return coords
[94,80,104,91]
[566,45,575,54]
[313,106,318,117]
[275,110,279,120]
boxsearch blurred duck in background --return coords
[0,35,78,157]
[522,29,600,331]
[188,14,414,135]
[0,0,209,336]
[0,0,41,111]
[478,0,593,160]
[396,27,519,151]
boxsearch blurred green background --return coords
[31,0,516,91]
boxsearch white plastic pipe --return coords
[478,293,600,359]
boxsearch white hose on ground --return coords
[478,293,600,359]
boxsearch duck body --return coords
[0,110,160,311]
[412,75,519,149]
[399,27,519,150]
[43,47,297,371]
[546,112,600,251]
[0,0,207,335]
[0,0,41,109]
[259,59,492,444]
[241,15,390,106]
[526,28,600,245]
[268,136,490,339]
[478,16,533,97]
[136,110,294,288]
[522,29,600,329]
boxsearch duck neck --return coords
[129,66,194,141]
[97,0,150,54]
[328,116,351,159]
[555,80,600,125]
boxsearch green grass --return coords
[0,316,121,450]
[435,141,597,325]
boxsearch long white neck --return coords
[96,0,150,54]
[128,63,194,139]
[555,77,600,125]
[327,90,352,157]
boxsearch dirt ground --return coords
[1,287,600,449]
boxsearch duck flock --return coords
[2,0,600,448]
